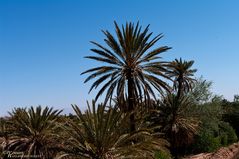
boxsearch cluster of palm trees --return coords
[81,22,198,158]
[0,22,199,159]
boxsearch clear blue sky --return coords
[1,0,239,116]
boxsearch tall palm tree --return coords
[166,58,197,99]
[81,21,171,131]
[59,101,168,159]
[5,106,62,159]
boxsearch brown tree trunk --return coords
[127,75,135,132]
[172,76,183,159]
[176,76,183,100]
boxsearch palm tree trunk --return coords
[127,76,136,132]
[170,110,178,159]
[176,76,183,100]
[173,76,183,159]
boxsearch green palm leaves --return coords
[158,94,199,158]
[81,22,171,104]
[159,95,199,142]
[61,101,168,159]
[166,58,197,97]
[5,106,62,159]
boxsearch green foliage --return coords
[81,21,171,106]
[191,100,237,153]
[166,58,197,97]
[158,94,199,143]
[188,76,213,104]
[193,131,221,152]
[219,122,237,145]
[61,101,168,159]
[4,106,62,159]
[153,94,199,158]
[81,21,173,132]
[192,121,237,153]
[223,100,239,137]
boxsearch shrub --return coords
[219,121,237,145]
[192,121,237,153]
[193,131,221,152]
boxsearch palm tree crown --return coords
[5,106,62,159]
[166,58,197,98]
[158,94,199,157]
[81,21,171,108]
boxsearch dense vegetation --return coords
[0,22,238,159]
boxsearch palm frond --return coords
[82,21,171,110]
[5,106,62,159]
[60,101,168,159]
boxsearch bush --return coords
[193,131,221,152]
[192,121,237,153]
[219,121,237,145]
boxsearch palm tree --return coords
[166,58,197,99]
[158,94,199,158]
[5,106,62,159]
[0,117,10,155]
[60,101,168,159]
[81,21,171,131]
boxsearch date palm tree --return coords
[5,106,62,159]
[0,117,10,155]
[166,58,197,99]
[59,101,168,159]
[158,94,199,158]
[81,21,171,131]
